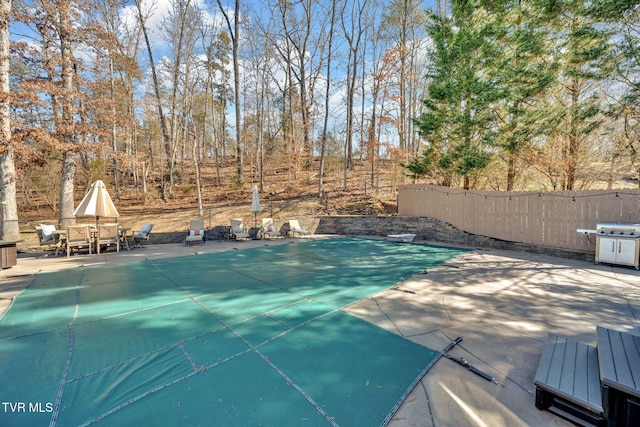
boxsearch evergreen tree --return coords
[540,0,615,190]
[483,0,558,190]
[416,0,500,190]
[401,146,437,182]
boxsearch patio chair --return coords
[96,223,120,254]
[288,219,311,238]
[229,218,250,240]
[66,225,92,258]
[186,219,206,246]
[132,223,154,248]
[262,218,282,239]
[36,224,58,249]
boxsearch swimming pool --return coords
[0,238,468,426]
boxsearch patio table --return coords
[596,326,640,426]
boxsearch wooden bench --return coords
[534,333,607,426]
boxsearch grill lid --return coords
[596,223,640,237]
[596,223,640,232]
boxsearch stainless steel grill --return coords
[595,223,640,269]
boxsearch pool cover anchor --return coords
[441,337,503,388]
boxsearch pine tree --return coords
[416,0,500,189]
[540,0,615,190]
[484,0,559,190]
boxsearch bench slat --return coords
[587,343,602,411]
[610,331,633,388]
[534,333,559,384]
[558,339,577,393]
[547,338,568,390]
[573,341,589,403]
[624,333,640,392]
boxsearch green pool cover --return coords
[0,238,467,426]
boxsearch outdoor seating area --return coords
[29,180,155,257]
[52,223,135,258]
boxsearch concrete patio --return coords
[1,237,638,426]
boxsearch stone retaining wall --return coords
[313,215,595,262]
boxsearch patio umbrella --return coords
[73,180,120,226]
[251,185,261,231]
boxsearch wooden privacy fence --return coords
[398,185,640,252]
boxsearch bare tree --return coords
[341,0,368,176]
[273,0,326,171]
[94,0,142,201]
[161,0,202,194]
[380,0,427,156]
[205,31,232,186]
[243,11,275,193]
[215,0,244,186]
[136,0,172,200]
[318,0,338,197]
[364,0,387,190]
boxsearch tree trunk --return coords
[190,122,203,216]
[0,0,19,241]
[319,0,337,197]
[216,0,243,186]
[136,0,172,187]
[506,154,516,191]
[109,55,119,200]
[58,0,76,228]
[231,0,243,185]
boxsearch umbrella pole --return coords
[254,213,258,239]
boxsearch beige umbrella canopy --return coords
[73,180,119,225]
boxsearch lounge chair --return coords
[186,219,206,246]
[288,219,311,238]
[132,223,153,248]
[66,225,92,258]
[229,218,250,240]
[262,218,282,239]
[96,223,120,254]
